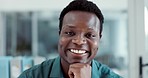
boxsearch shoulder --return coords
[93,60,123,78]
[18,58,56,78]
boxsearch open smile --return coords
[66,48,90,63]
[68,49,89,54]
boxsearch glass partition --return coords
[0,0,129,77]
[145,6,148,55]
[2,10,128,77]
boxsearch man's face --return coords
[58,11,100,64]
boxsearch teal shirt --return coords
[18,57,122,78]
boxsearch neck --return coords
[61,58,70,78]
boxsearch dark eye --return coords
[85,33,96,38]
[65,31,75,36]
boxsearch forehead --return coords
[62,11,100,30]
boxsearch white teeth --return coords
[70,49,86,54]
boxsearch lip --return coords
[65,48,91,63]
[66,48,89,57]
[67,48,89,53]
[67,49,88,57]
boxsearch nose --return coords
[72,35,86,45]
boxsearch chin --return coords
[68,59,90,64]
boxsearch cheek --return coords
[59,37,66,45]
[91,40,99,53]
[94,41,98,46]
[58,37,67,54]
[92,39,99,47]
[94,42,98,51]
[59,37,70,49]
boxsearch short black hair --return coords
[59,0,104,37]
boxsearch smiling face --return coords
[58,11,100,65]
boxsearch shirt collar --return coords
[91,60,101,78]
[49,56,64,78]
[49,57,100,78]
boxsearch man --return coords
[19,0,122,78]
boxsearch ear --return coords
[100,34,102,38]
[96,47,98,51]
[59,30,61,35]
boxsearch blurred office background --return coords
[0,0,147,78]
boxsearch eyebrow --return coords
[63,24,97,31]
[62,24,76,29]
